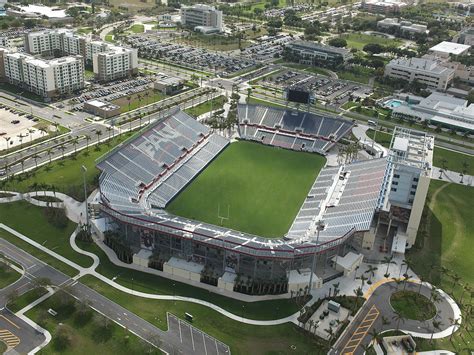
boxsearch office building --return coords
[458,27,474,46]
[360,0,408,14]
[180,4,223,32]
[429,41,471,58]
[2,50,84,98]
[377,18,428,37]
[284,41,353,68]
[384,57,455,91]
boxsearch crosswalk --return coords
[0,329,20,349]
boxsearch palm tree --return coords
[127,95,132,112]
[71,137,79,154]
[449,317,461,341]
[382,256,397,277]
[431,320,442,343]
[402,274,413,291]
[19,159,25,174]
[325,326,335,343]
[353,287,364,311]
[459,284,471,304]
[32,154,39,169]
[85,135,91,150]
[46,148,54,164]
[439,158,448,178]
[460,161,469,184]
[332,282,340,297]
[58,144,66,159]
[95,130,102,145]
[369,328,381,345]
[392,311,405,330]
[39,127,48,137]
[392,277,403,291]
[106,126,113,141]
[357,274,368,287]
[451,273,461,294]
[365,265,378,284]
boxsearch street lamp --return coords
[81,165,89,234]
[308,220,325,294]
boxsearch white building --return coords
[377,18,428,37]
[25,29,86,57]
[392,93,474,132]
[180,4,223,32]
[429,41,471,58]
[360,0,408,14]
[0,37,9,48]
[1,50,84,98]
[384,57,455,91]
[92,45,138,82]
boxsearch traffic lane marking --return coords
[0,315,20,329]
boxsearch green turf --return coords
[338,33,402,51]
[8,287,48,313]
[184,96,227,117]
[407,180,474,352]
[167,141,326,238]
[366,129,474,175]
[26,291,162,355]
[0,201,92,268]
[80,275,328,355]
[0,260,21,289]
[129,24,144,33]
[390,291,436,321]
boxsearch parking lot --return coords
[0,106,45,150]
[127,34,256,76]
[262,69,372,106]
[167,313,230,355]
[66,76,156,111]
[241,34,297,61]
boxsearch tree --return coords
[95,130,102,145]
[431,320,442,343]
[392,311,405,330]
[460,161,469,184]
[382,256,397,277]
[451,273,461,294]
[449,317,461,341]
[71,137,79,154]
[353,287,364,310]
[328,37,347,48]
[357,274,368,287]
[46,148,54,164]
[332,282,340,297]
[365,265,378,284]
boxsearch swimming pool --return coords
[384,99,403,108]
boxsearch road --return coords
[330,281,455,355]
[0,237,230,354]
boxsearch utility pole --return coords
[82,165,90,235]
[308,220,325,294]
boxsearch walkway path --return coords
[0,191,464,352]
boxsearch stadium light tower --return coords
[308,220,325,294]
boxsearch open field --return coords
[81,275,328,355]
[167,141,326,237]
[337,65,374,84]
[390,291,436,321]
[2,131,134,201]
[184,95,227,117]
[129,24,144,33]
[80,241,303,320]
[407,180,474,352]
[112,88,166,113]
[338,33,403,51]
[26,291,161,355]
[0,201,91,268]
[366,129,474,175]
[0,259,21,289]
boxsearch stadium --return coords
[95,104,433,296]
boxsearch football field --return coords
[166,141,326,238]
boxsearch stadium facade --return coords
[95,105,433,297]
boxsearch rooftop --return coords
[387,57,454,75]
[389,127,434,170]
[429,41,471,55]
[288,40,352,55]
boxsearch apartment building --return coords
[180,4,223,32]
[285,41,353,68]
[25,28,86,57]
[2,50,84,98]
[384,57,455,91]
[0,37,9,48]
[93,45,138,82]
[360,0,408,14]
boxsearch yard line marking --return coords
[0,316,20,329]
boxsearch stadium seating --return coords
[98,111,229,209]
[238,104,353,154]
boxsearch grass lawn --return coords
[184,95,227,117]
[129,24,144,33]
[339,33,402,51]
[77,27,93,34]
[248,97,286,109]
[366,129,474,175]
[79,241,304,320]
[167,141,326,238]
[0,260,21,289]
[104,34,114,43]
[81,275,328,355]
[2,132,134,201]
[0,201,92,268]
[280,63,330,76]
[407,180,473,352]
[337,65,374,84]
[390,291,436,321]
[0,229,77,277]
[112,89,166,113]
[26,291,161,355]
[8,287,48,313]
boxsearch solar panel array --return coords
[237,104,353,153]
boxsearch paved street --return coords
[0,237,230,354]
[331,281,455,355]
